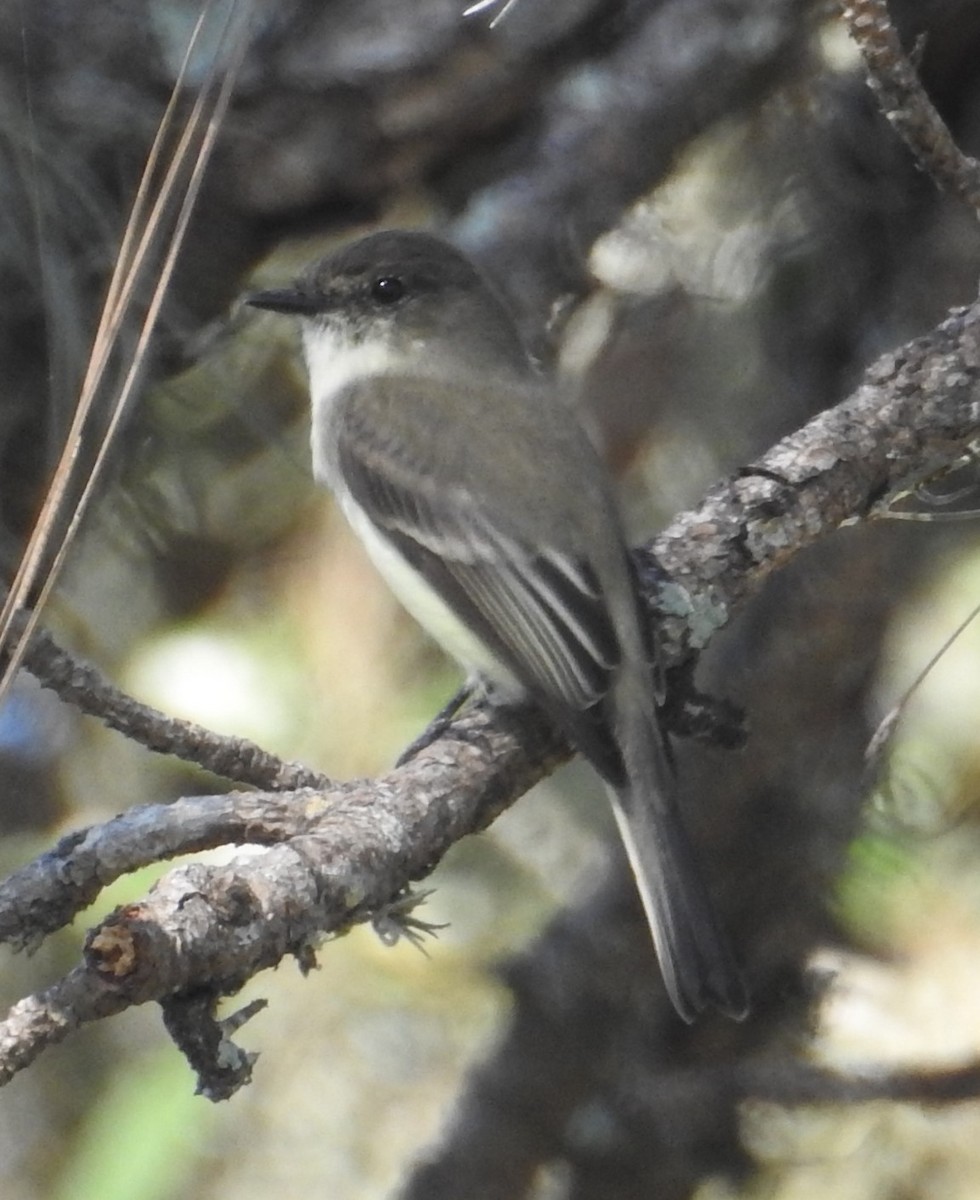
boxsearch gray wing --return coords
[334,403,631,783]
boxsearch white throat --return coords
[302,322,407,485]
[303,323,401,408]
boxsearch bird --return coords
[246,229,747,1021]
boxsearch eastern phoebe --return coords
[247,230,747,1021]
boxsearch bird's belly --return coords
[338,492,524,698]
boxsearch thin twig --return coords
[865,597,980,769]
[21,622,327,792]
[841,0,980,216]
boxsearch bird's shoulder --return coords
[335,370,608,521]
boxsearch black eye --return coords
[370,275,405,304]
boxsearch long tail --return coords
[607,714,748,1021]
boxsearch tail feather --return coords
[608,785,747,1021]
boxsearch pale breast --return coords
[339,486,523,695]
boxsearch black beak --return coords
[246,287,319,315]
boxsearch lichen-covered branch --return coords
[654,300,980,609]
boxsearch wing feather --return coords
[335,413,622,717]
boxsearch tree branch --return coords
[2,296,979,1094]
[722,1056,980,1106]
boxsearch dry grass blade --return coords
[865,598,980,769]
[0,0,255,706]
[462,0,525,27]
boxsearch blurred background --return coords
[2,1,980,1197]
